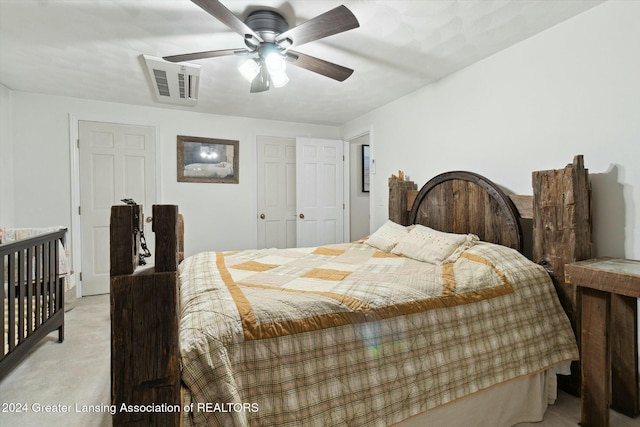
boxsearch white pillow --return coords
[364,220,410,252]
[391,224,478,264]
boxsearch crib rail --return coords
[1,229,67,379]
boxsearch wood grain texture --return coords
[178,214,185,263]
[566,257,640,417]
[533,155,592,314]
[388,177,417,226]
[111,269,181,426]
[509,195,533,220]
[153,205,179,273]
[580,287,611,427]
[110,205,183,426]
[533,155,592,396]
[611,294,639,417]
[565,258,640,298]
[408,171,522,252]
[110,205,141,276]
[406,190,419,213]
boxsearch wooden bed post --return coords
[389,174,417,226]
[110,204,182,427]
[110,205,140,276]
[153,205,179,272]
[532,155,592,395]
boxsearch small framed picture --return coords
[362,144,370,192]
[177,135,239,183]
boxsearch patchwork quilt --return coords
[178,241,578,426]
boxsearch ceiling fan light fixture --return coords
[264,50,289,88]
[251,65,271,93]
[270,69,289,88]
[264,50,286,74]
[238,58,260,82]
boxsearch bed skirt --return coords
[395,369,557,427]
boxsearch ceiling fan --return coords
[163,0,359,93]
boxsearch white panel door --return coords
[296,137,344,247]
[256,136,297,249]
[79,121,156,295]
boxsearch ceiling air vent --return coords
[142,55,200,106]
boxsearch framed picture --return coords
[177,135,239,183]
[362,144,370,193]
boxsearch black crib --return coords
[1,229,67,379]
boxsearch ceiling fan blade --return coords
[286,51,354,82]
[163,48,244,63]
[191,0,263,43]
[250,66,270,93]
[275,5,359,49]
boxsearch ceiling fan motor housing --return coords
[244,10,289,45]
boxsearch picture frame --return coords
[362,144,370,193]
[177,135,239,183]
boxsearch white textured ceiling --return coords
[0,0,605,126]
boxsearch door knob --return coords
[299,213,305,219]
[260,213,265,219]
[146,216,153,223]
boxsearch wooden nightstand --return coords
[565,257,640,427]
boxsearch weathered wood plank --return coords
[533,155,591,396]
[565,258,640,298]
[110,205,141,276]
[111,269,181,426]
[611,294,639,417]
[388,177,417,226]
[566,257,640,416]
[467,181,485,238]
[406,190,419,212]
[111,204,183,426]
[153,205,179,273]
[425,182,449,231]
[509,195,533,219]
[580,287,610,427]
[484,191,502,245]
[178,214,185,263]
[409,171,522,251]
[451,180,468,233]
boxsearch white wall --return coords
[0,84,14,226]
[349,134,370,241]
[9,92,339,257]
[341,0,640,260]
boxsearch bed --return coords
[1,228,67,380]
[109,169,581,427]
[184,162,234,178]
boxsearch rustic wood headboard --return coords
[407,171,523,252]
[388,157,592,396]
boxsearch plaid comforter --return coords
[179,242,578,427]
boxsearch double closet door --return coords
[256,136,344,249]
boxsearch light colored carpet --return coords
[1,294,638,427]
[1,294,111,427]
